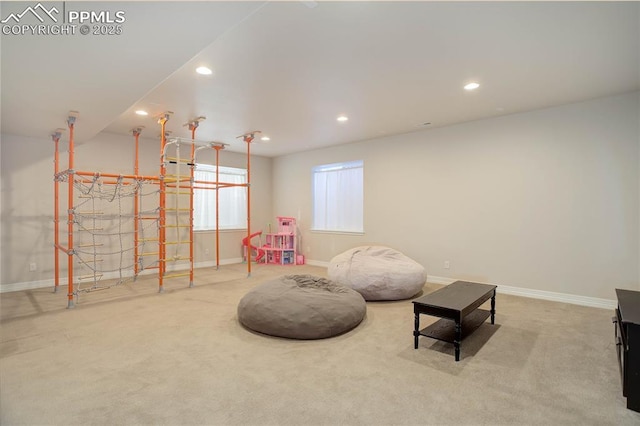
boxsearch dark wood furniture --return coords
[613,288,640,413]
[413,280,496,361]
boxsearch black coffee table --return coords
[413,280,496,361]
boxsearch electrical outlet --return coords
[444,261,450,269]
[29,262,37,272]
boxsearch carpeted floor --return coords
[1,263,638,425]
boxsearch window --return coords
[312,160,364,233]
[193,164,247,231]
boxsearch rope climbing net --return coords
[55,171,159,297]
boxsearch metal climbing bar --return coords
[133,127,142,275]
[52,127,64,293]
[236,131,260,277]
[67,112,77,308]
[158,113,169,292]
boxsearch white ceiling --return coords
[2,1,639,157]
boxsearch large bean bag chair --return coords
[328,246,426,301]
[237,274,366,339]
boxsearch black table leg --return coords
[414,312,420,349]
[490,291,496,325]
[454,321,461,361]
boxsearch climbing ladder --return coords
[156,114,204,291]
[161,137,194,288]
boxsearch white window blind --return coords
[193,164,247,231]
[312,160,364,233]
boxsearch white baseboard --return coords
[305,259,329,268]
[1,279,57,293]
[497,284,616,310]
[303,264,616,310]
[1,262,619,310]
[426,275,617,310]
[305,265,616,310]
[426,275,455,286]
[0,257,245,294]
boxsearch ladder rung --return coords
[164,178,191,184]
[140,238,159,242]
[165,191,191,195]
[77,274,103,281]
[139,216,159,220]
[143,265,160,270]
[165,174,191,178]
[166,157,193,164]
[140,252,159,256]
[78,243,104,248]
[164,208,191,212]
[163,272,191,279]
[165,241,192,245]
[162,225,191,228]
[161,256,191,261]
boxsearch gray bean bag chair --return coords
[237,274,366,339]
[328,246,426,301]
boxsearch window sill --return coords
[195,228,248,233]
[310,229,365,236]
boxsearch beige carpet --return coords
[1,263,638,425]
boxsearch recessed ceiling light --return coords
[196,66,213,75]
[261,136,270,141]
[337,115,349,122]
[464,82,480,91]
[135,110,148,116]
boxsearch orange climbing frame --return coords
[53,112,256,307]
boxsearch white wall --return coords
[1,133,55,287]
[2,92,637,301]
[273,92,639,300]
[0,131,272,290]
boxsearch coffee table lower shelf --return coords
[418,309,491,343]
